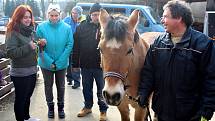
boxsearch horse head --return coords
[99,9,142,106]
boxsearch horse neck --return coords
[126,39,148,97]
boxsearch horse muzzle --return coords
[103,90,122,106]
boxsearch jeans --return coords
[11,74,37,121]
[41,68,66,104]
[66,56,81,85]
[81,68,108,112]
[66,67,81,85]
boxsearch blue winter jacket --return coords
[36,20,73,71]
[63,16,79,34]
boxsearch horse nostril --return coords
[112,92,121,101]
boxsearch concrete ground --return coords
[1,71,215,121]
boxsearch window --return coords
[104,7,126,16]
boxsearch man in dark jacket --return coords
[138,0,215,121]
[72,3,108,121]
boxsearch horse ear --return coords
[99,8,110,29]
[128,9,140,32]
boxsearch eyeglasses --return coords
[160,15,173,20]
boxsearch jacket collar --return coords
[48,19,62,27]
[162,27,192,48]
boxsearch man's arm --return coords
[138,46,155,107]
[198,39,215,120]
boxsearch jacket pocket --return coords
[176,97,199,120]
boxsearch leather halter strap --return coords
[104,72,127,83]
[103,71,130,89]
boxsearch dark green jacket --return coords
[6,31,37,68]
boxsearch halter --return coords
[103,71,130,90]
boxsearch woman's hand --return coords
[38,39,47,47]
[29,41,37,50]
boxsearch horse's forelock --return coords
[104,16,128,42]
[103,15,139,43]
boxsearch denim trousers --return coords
[11,74,37,121]
[81,68,108,112]
[66,56,81,85]
[41,68,66,104]
[66,66,81,85]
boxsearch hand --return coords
[29,41,37,50]
[200,116,208,121]
[38,39,47,47]
[138,95,148,108]
[51,64,56,70]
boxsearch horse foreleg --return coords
[134,106,147,121]
[117,101,130,121]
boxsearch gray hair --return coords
[163,0,194,27]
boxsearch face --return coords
[71,10,79,21]
[48,10,60,24]
[90,11,100,23]
[161,8,179,33]
[21,11,32,26]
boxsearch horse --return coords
[98,8,161,121]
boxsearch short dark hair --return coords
[163,0,193,27]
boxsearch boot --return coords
[47,102,54,118]
[99,112,107,121]
[58,102,65,119]
[77,108,92,117]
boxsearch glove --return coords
[137,95,148,108]
[200,116,208,121]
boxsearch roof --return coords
[76,3,150,9]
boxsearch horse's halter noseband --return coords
[103,71,130,90]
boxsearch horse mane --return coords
[104,14,139,43]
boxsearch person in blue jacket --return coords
[63,6,85,89]
[36,3,73,119]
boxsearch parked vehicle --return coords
[0,17,9,32]
[76,3,164,34]
[0,17,9,26]
[203,0,215,39]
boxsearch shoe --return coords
[48,110,54,118]
[48,102,54,118]
[24,117,41,121]
[99,112,107,121]
[58,110,65,119]
[68,81,72,86]
[77,108,92,117]
[72,84,80,89]
[58,102,65,119]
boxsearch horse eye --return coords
[127,48,133,55]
